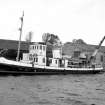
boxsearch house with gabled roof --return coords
[62,42,105,66]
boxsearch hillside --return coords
[62,42,105,56]
[0,39,105,59]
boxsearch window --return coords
[29,54,33,60]
[43,58,45,63]
[74,51,80,57]
[100,55,103,62]
[29,46,31,50]
[33,46,34,49]
[36,58,38,62]
[50,59,52,63]
[37,46,38,49]
[35,46,36,49]
[34,46,35,49]
[43,46,45,51]
[55,60,57,64]
[34,58,35,62]
[40,45,42,50]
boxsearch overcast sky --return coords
[0,0,105,45]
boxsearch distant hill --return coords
[0,39,105,59]
[0,39,29,50]
[62,42,105,56]
[0,39,30,60]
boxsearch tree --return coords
[42,33,51,44]
[72,39,87,44]
[42,33,61,46]
[42,33,62,58]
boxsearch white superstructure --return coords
[22,43,46,66]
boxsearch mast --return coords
[16,11,24,61]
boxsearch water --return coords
[0,73,105,105]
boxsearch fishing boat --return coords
[0,39,104,75]
[0,12,104,75]
[0,56,103,75]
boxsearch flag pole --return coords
[16,11,24,61]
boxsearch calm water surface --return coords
[0,73,105,105]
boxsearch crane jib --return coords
[98,36,105,49]
[91,36,105,60]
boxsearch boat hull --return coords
[0,62,104,75]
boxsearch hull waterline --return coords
[0,62,104,75]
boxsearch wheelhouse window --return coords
[33,46,34,49]
[55,60,57,64]
[36,45,38,49]
[34,46,35,49]
[35,46,36,49]
[43,46,45,51]
[40,45,42,50]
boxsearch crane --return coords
[89,36,105,63]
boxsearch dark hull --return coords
[0,62,104,75]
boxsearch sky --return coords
[0,0,105,45]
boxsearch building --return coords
[62,42,105,66]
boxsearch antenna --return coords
[16,11,24,61]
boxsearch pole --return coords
[16,11,24,61]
